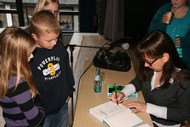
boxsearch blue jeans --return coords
[43,103,68,127]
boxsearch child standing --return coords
[0,26,45,127]
[34,0,60,19]
[29,10,75,127]
[33,0,66,47]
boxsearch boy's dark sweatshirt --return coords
[30,37,75,115]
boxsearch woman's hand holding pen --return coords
[111,92,125,104]
[124,101,147,114]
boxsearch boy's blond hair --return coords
[30,10,60,37]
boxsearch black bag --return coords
[93,48,131,72]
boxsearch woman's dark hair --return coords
[135,30,188,88]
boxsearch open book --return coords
[89,101,143,127]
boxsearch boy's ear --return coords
[31,33,38,41]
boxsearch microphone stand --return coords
[68,44,108,127]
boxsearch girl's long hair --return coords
[0,26,38,98]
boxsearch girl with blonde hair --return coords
[0,26,45,127]
[34,0,59,18]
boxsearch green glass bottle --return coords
[94,67,102,93]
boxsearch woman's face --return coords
[143,53,169,72]
[43,2,59,17]
[171,0,187,8]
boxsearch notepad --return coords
[89,101,143,127]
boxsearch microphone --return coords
[109,43,130,50]
[121,43,129,50]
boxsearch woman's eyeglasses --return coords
[144,58,159,66]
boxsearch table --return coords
[73,60,153,127]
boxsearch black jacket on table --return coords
[29,38,75,116]
[130,69,190,125]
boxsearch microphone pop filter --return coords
[121,43,129,50]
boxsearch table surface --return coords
[73,60,153,127]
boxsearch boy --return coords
[29,10,75,127]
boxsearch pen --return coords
[114,84,118,105]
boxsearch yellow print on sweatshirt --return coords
[48,63,55,76]
[42,63,60,76]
